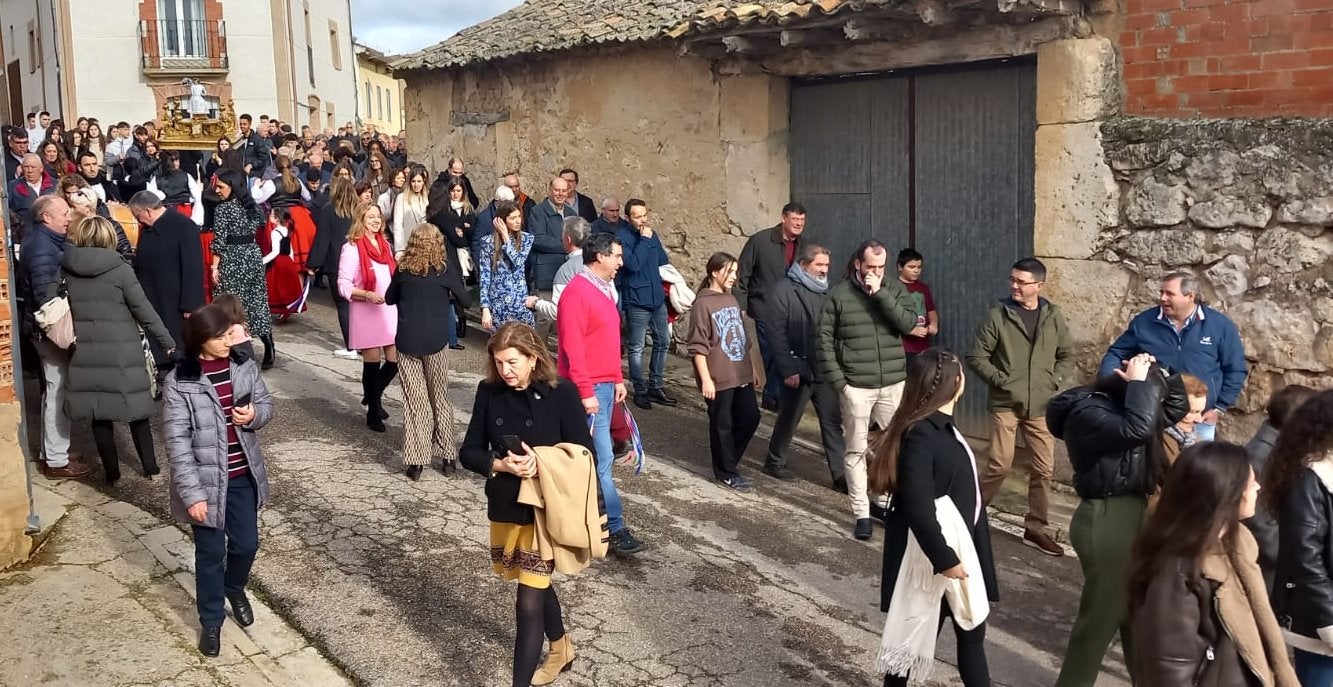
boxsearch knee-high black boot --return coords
[260,334,275,370]
[377,361,399,422]
[363,361,385,432]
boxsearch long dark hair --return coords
[1128,442,1253,614]
[1262,389,1333,513]
[213,168,256,212]
[1090,364,1174,489]
[867,348,966,495]
[181,303,234,357]
[698,252,737,293]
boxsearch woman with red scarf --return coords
[337,203,398,432]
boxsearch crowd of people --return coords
[8,107,1333,687]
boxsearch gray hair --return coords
[600,196,619,210]
[493,185,515,202]
[1162,271,1201,299]
[562,216,590,248]
[127,190,164,211]
[798,243,830,265]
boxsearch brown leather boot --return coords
[530,634,574,685]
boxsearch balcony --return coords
[139,19,228,75]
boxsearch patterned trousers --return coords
[399,348,457,466]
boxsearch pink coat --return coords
[338,242,398,350]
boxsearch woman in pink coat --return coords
[338,202,398,432]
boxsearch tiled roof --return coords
[667,0,882,38]
[394,0,724,71]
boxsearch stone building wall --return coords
[403,45,790,273]
[1053,117,1333,438]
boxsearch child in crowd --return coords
[896,248,937,360]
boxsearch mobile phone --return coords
[500,434,525,454]
[234,393,252,407]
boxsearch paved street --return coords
[56,300,1131,687]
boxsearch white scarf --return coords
[877,497,989,682]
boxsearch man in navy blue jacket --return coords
[20,196,92,479]
[1099,271,1247,441]
[618,198,677,410]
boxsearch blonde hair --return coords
[1180,373,1209,399]
[398,224,447,275]
[69,215,118,250]
[346,202,383,243]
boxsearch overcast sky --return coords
[350,0,524,56]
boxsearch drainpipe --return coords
[47,0,63,118]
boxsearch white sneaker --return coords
[332,348,359,360]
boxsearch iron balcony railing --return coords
[139,19,228,71]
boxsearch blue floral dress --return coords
[477,231,534,329]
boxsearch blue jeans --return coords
[1194,419,1217,442]
[753,318,780,405]
[624,304,668,397]
[592,382,625,534]
[192,475,259,629]
[446,300,458,346]
[1295,648,1333,686]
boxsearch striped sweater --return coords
[200,357,248,479]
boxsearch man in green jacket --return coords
[816,240,924,540]
[966,258,1073,557]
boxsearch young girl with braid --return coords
[867,348,997,687]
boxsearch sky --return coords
[349,0,525,56]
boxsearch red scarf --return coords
[355,231,395,291]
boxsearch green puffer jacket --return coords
[966,297,1074,418]
[816,278,918,391]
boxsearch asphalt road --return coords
[40,299,1131,687]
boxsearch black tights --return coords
[883,609,989,687]
[513,583,565,687]
[91,419,156,479]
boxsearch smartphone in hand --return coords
[500,434,525,455]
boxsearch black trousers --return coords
[326,278,350,349]
[883,603,989,687]
[90,418,155,477]
[706,384,760,481]
[765,378,845,482]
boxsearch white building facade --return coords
[0,0,358,131]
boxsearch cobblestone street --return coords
[68,302,1130,687]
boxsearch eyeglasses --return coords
[1008,278,1041,287]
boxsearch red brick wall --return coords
[1121,0,1333,117]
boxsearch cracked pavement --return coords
[43,301,1131,687]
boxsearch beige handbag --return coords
[35,273,76,349]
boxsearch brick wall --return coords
[1121,0,1333,117]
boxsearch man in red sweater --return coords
[556,232,646,556]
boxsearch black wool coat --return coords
[63,246,175,422]
[385,267,469,357]
[135,208,204,351]
[880,412,999,613]
[460,378,594,524]
[309,203,353,277]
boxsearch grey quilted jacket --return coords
[163,351,273,529]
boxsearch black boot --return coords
[363,362,385,433]
[377,360,399,421]
[260,334,275,370]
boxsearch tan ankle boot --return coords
[530,634,574,685]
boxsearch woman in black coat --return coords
[459,322,593,687]
[868,348,997,687]
[307,177,358,357]
[63,216,175,483]
[1046,353,1189,686]
[426,177,476,345]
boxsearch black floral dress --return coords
[211,199,273,337]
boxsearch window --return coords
[386,90,392,125]
[328,20,341,70]
[157,0,206,58]
[27,22,37,73]
[376,85,383,120]
[364,81,371,114]
[304,3,314,86]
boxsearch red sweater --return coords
[557,274,624,399]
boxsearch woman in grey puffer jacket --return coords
[163,303,273,658]
[62,216,175,484]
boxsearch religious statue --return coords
[182,78,210,117]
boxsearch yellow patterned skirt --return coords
[490,522,553,589]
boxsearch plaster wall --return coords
[0,0,61,123]
[404,45,789,270]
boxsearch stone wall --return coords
[403,45,790,275]
[1055,117,1333,438]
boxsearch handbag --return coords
[34,272,76,349]
[139,326,158,398]
[458,247,473,279]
